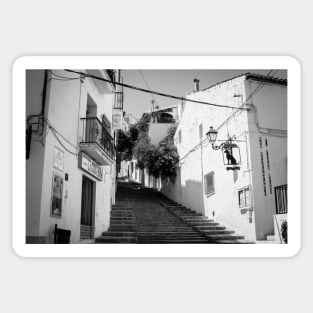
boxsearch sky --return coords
[121,69,287,120]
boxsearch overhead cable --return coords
[65,69,250,111]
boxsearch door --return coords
[80,176,95,239]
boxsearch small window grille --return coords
[238,187,251,208]
[204,171,215,196]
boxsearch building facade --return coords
[161,73,287,241]
[26,69,117,243]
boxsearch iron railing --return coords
[274,184,287,214]
[114,91,124,109]
[80,117,115,160]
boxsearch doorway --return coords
[80,176,95,240]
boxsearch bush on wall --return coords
[281,220,288,244]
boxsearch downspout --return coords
[40,69,49,135]
[200,141,206,216]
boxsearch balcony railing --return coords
[80,117,115,160]
[274,184,287,214]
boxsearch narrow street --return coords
[96,180,250,244]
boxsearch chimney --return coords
[194,78,200,92]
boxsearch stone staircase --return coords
[95,180,252,244]
[159,202,251,244]
[95,205,137,243]
[139,186,251,244]
[134,199,210,244]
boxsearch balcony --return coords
[80,117,115,165]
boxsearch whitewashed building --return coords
[161,73,287,242]
[26,69,118,243]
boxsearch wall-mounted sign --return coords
[51,171,63,217]
[112,108,123,130]
[53,146,64,171]
[78,153,103,181]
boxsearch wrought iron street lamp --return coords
[206,126,225,150]
[206,126,241,170]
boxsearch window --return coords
[199,123,203,141]
[204,171,215,196]
[238,187,251,208]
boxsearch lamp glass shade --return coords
[206,126,218,143]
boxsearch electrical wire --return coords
[214,70,278,133]
[50,128,78,156]
[27,115,79,156]
[178,70,283,163]
[139,70,158,107]
[65,69,249,111]
[48,70,81,81]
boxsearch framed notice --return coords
[53,146,64,171]
[112,108,123,130]
[51,172,63,217]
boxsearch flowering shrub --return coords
[281,220,287,244]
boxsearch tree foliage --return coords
[281,220,287,244]
[117,130,134,161]
[117,113,179,182]
[132,125,179,182]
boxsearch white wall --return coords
[246,80,287,240]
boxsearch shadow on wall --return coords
[181,179,205,215]
[161,178,206,216]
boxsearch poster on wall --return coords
[53,146,64,171]
[51,172,63,217]
[112,108,123,130]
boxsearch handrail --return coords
[80,117,113,141]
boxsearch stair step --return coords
[109,227,137,231]
[138,240,209,243]
[192,223,220,228]
[110,220,136,224]
[101,231,136,237]
[205,234,245,241]
[95,236,137,243]
[201,230,235,235]
[216,239,254,244]
[180,217,213,221]
[188,221,219,225]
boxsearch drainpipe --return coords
[244,131,255,224]
[200,141,206,216]
[40,70,49,135]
